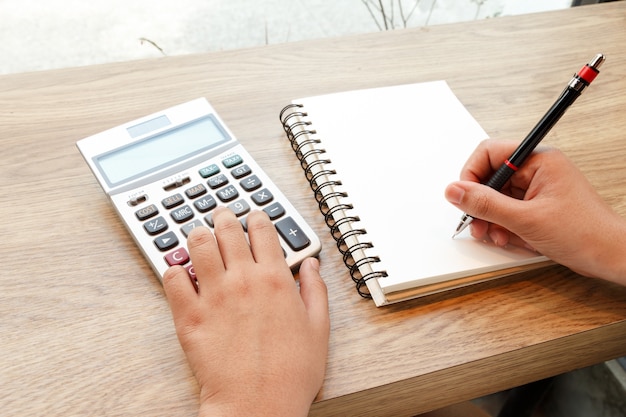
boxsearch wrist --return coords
[197,395,312,417]
[583,214,626,286]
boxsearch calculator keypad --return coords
[132,152,313,277]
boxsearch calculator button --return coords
[185,264,196,280]
[275,217,311,251]
[240,175,262,192]
[144,216,168,235]
[135,204,159,221]
[162,193,184,209]
[251,188,274,206]
[199,164,220,178]
[165,247,189,266]
[194,195,217,213]
[216,185,239,202]
[263,202,285,220]
[181,219,204,237]
[154,231,179,251]
[222,154,243,168]
[185,265,198,291]
[185,184,207,199]
[231,164,251,179]
[207,174,229,189]
[228,199,251,217]
[171,204,194,223]
[203,213,215,228]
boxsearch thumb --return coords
[298,258,329,333]
[445,181,525,229]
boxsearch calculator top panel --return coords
[77,98,237,195]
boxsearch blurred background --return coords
[1,0,574,75]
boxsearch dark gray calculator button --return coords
[207,174,229,189]
[240,175,262,192]
[275,217,310,251]
[185,184,207,199]
[251,188,274,206]
[231,164,251,179]
[222,154,243,168]
[263,202,285,220]
[144,216,168,235]
[154,231,179,251]
[194,195,217,213]
[181,219,203,237]
[171,204,194,223]
[162,193,184,209]
[199,164,220,178]
[217,185,239,202]
[135,204,158,221]
[227,199,250,217]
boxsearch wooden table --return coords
[2,3,626,416]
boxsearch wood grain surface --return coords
[1,3,625,416]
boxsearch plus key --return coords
[275,217,311,251]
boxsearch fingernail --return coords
[489,229,506,246]
[307,257,320,272]
[446,184,465,205]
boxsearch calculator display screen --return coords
[96,115,230,186]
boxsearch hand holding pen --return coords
[444,53,626,287]
[452,54,605,237]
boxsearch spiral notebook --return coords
[279,81,551,306]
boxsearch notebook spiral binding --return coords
[279,104,388,298]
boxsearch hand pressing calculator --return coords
[77,98,321,284]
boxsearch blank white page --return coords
[295,81,547,296]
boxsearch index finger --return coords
[212,207,255,267]
[246,210,285,265]
[185,225,225,289]
[460,139,521,182]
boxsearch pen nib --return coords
[452,214,473,238]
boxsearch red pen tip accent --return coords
[577,65,599,84]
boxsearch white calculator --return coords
[77,98,321,284]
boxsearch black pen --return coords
[453,53,605,238]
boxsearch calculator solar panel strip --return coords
[76,98,322,284]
